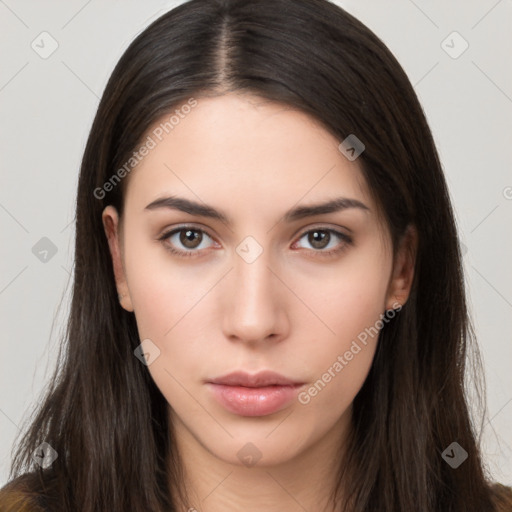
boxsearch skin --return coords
[102,93,417,512]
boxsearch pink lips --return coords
[206,371,304,417]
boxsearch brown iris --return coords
[180,229,202,249]
[308,230,330,249]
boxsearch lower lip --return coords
[206,383,302,416]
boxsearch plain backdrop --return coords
[1,0,511,487]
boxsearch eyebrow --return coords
[144,195,370,224]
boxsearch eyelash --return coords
[157,225,353,259]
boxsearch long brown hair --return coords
[2,0,507,510]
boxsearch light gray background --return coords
[1,0,511,487]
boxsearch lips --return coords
[206,370,305,417]
[207,370,303,388]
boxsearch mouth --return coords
[205,370,305,417]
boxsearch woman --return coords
[1,0,511,510]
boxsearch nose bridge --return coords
[234,246,272,302]
[223,236,285,342]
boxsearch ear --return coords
[385,224,417,311]
[102,205,134,312]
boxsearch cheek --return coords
[296,332,377,415]
[294,288,384,426]
[292,246,390,411]
[293,242,391,345]
[122,235,220,391]
[122,230,204,339]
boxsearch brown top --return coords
[493,483,512,512]
[1,477,511,511]
[0,481,46,512]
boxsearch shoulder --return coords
[490,482,512,512]
[0,474,48,512]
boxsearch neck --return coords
[167,406,352,512]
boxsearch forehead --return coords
[123,93,373,216]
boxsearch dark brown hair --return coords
[2,0,510,510]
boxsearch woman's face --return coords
[103,93,414,468]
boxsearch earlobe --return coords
[385,224,418,311]
[102,205,134,312]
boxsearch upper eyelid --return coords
[160,223,349,237]
[294,223,350,239]
[160,224,216,239]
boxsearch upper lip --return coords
[207,370,303,388]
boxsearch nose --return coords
[221,247,289,345]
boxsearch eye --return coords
[293,227,352,255]
[158,226,217,257]
[158,225,352,259]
